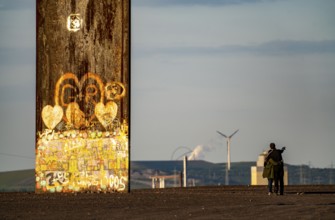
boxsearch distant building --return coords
[150,175,182,189]
[251,151,288,185]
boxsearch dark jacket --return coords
[262,158,277,179]
[264,148,285,178]
[265,149,284,166]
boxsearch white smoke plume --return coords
[183,137,222,160]
[188,145,212,160]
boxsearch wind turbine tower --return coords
[217,129,239,185]
[217,129,239,171]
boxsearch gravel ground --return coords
[1,185,335,219]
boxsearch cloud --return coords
[133,40,335,57]
[255,40,335,55]
[132,0,276,7]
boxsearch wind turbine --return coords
[216,129,239,171]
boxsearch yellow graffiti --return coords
[37,72,128,193]
[36,131,129,193]
[41,105,64,130]
[41,72,126,130]
[54,72,105,107]
[105,82,126,101]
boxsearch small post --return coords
[183,156,187,187]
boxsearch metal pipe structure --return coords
[183,156,187,187]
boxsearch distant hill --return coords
[1,161,334,192]
[130,160,255,189]
[0,169,35,192]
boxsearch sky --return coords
[0,0,335,171]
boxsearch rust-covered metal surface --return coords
[36,0,130,193]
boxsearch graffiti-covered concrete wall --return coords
[36,0,129,193]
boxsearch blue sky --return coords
[0,0,335,171]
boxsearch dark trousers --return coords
[273,165,284,195]
[268,178,273,193]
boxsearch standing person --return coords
[265,143,286,195]
[263,147,275,195]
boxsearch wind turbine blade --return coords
[216,131,227,138]
[229,129,239,138]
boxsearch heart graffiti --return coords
[95,102,118,129]
[41,72,125,130]
[41,105,64,130]
[65,102,87,129]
